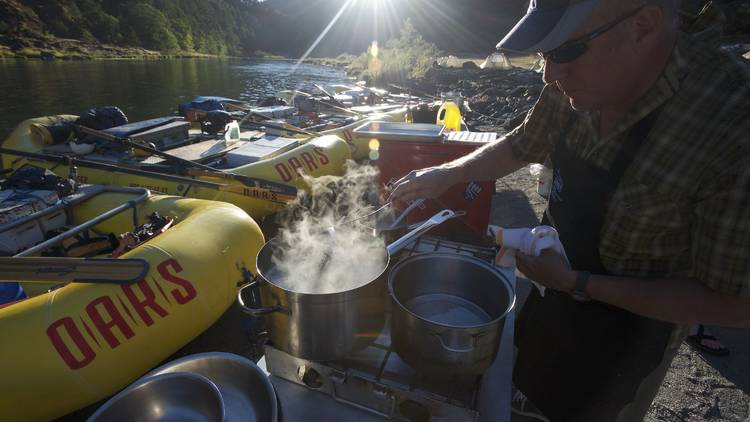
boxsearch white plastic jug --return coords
[224,120,241,146]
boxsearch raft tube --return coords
[0,192,265,421]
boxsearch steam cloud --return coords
[267,161,389,294]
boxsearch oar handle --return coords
[0,257,149,284]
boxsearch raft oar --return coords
[0,257,148,284]
[0,148,297,204]
[76,125,220,174]
[239,119,319,137]
[310,97,364,117]
[0,147,224,188]
[184,168,298,197]
[314,83,348,109]
[387,83,437,100]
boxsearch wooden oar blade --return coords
[0,257,149,284]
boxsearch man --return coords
[389,0,750,420]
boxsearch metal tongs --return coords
[325,198,425,234]
[319,209,460,271]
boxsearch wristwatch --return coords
[571,271,591,302]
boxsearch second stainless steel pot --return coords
[239,210,457,361]
[389,253,515,377]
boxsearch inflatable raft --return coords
[1,115,352,219]
[0,182,265,421]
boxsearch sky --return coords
[264,0,528,56]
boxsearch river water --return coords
[0,58,348,139]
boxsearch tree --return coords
[85,10,120,43]
[123,2,179,51]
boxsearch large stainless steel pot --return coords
[239,210,457,361]
[388,253,515,377]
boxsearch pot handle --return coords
[237,278,282,316]
[430,331,476,353]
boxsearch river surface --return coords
[0,58,348,139]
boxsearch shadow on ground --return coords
[704,327,750,393]
[490,190,540,228]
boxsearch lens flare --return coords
[370,41,379,58]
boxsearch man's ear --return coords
[633,5,664,44]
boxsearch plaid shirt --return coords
[506,34,750,297]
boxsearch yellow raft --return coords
[0,189,264,421]
[1,116,352,219]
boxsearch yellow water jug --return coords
[436,101,461,132]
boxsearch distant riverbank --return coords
[0,35,285,61]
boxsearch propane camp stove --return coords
[259,236,514,421]
[264,322,481,421]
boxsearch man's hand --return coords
[387,166,458,203]
[516,249,577,293]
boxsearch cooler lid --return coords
[353,121,445,142]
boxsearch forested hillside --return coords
[0,0,275,56]
[0,0,747,59]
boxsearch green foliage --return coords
[356,19,442,85]
[6,0,267,56]
[123,3,179,52]
[85,10,120,44]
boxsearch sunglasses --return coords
[539,6,645,64]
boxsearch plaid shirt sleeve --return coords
[692,117,750,297]
[507,84,568,164]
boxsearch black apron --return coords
[513,110,675,422]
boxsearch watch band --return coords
[572,270,591,302]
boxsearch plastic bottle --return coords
[436,101,461,132]
[529,163,553,199]
[224,120,241,146]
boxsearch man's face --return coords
[542,7,642,111]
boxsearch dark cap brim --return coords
[496,0,600,53]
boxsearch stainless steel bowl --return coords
[87,372,224,422]
[145,352,278,422]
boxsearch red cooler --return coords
[355,122,497,237]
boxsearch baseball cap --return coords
[496,0,602,53]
